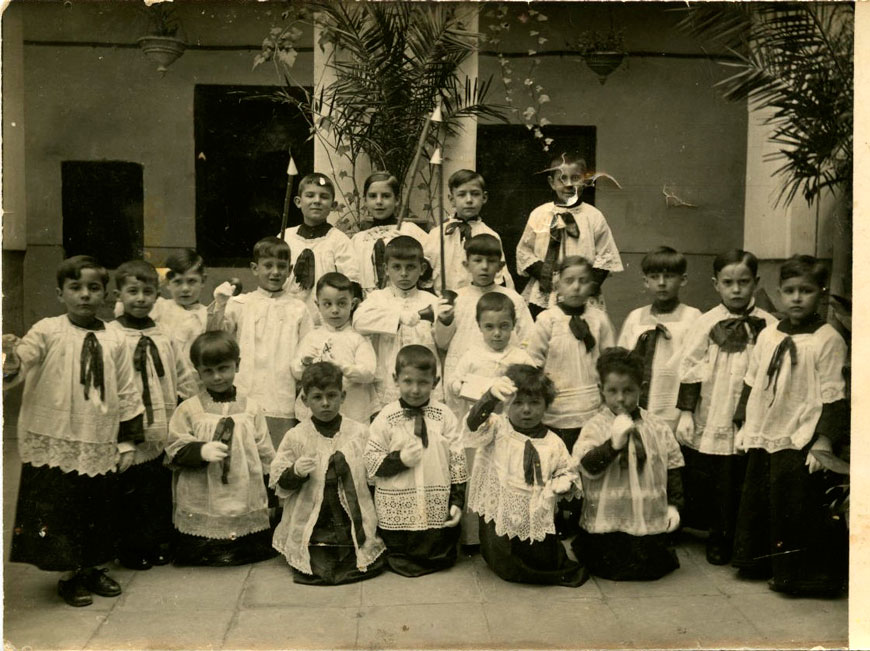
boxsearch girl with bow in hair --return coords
[4,256,145,607]
[573,348,684,581]
[166,331,276,566]
[463,364,586,586]
[731,255,848,597]
[108,260,198,571]
[350,171,427,297]
[675,249,776,566]
[271,362,386,585]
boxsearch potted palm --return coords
[138,4,186,74]
[575,29,627,85]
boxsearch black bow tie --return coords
[709,315,767,352]
[399,399,429,447]
[765,336,798,405]
[444,218,479,242]
[633,324,672,410]
[133,335,165,425]
[80,332,105,402]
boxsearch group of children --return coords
[4,155,848,607]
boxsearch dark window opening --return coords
[62,160,144,269]
[194,84,314,267]
[476,125,596,290]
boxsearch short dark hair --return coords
[316,271,354,297]
[475,292,516,323]
[448,169,486,192]
[596,347,644,388]
[190,331,240,368]
[713,249,759,277]
[253,236,291,262]
[115,259,160,290]
[548,151,588,177]
[297,173,336,200]
[363,171,400,197]
[301,361,344,394]
[558,255,593,275]
[779,254,828,288]
[385,235,424,263]
[464,234,502,259]
[641,246,687,275]
[164,248,205,280]
[395,344,437,377]
[505,364,556,406]
[56,255,109,290]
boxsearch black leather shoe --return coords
[82,568,122,597]
[706,542,731,566]
[58,576,93,607]
[119,555,152,571]
[150,552,171,566]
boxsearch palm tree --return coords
[258,1,506,227]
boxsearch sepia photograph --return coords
[1,0,856,648]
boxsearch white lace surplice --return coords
[449,344,536,422]
[740,323,846,454]
[677,303,776,455]
[107,320,199,464]
[617,303,702,426]
[270,418,385,575]
[222,289,313,419]
[526,305,616,429]
[464,413,580,543]
[364,400,467,531]
[516,202,623,309]
[290,323,378,422]
[574,407,684,536]
[12,316,145,477]
[166,392,275,539]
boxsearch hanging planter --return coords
[583,51,626,85]
[575,27,627,85]
[138,4,186,74]
[138,35,186,74]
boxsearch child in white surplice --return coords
[271,362,385,585]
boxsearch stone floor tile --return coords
[3,563,125,613]
[241,558,362,608]
[731,591,848,647]
[357,602,490,649]
[85,608,235,650]
[473,555,604,602]
[607,594,760,648]
[114,563,251,611]
[483,600,622,648]
[4,607,108,650]
[592,547,722,599]
[224,606,359,650]
[360,562,481,606]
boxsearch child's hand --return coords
[2,334,21,371]
[293,456,318,477]
[436,298,455,325]
[610,414,634,450]
[665,505,681,533]
[806,436,833,474]
[399,309,421,328]
[550,475,573,495]
[201,441,229,462]
[675,411,694,446]
[490,376,517,402]
[213,281,236,305]
[399,438,424,467]
[117,450,135,473]
[444,505,462,527]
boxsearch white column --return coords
[2,4,27,251]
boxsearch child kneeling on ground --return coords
[573,347,684,581]
[464,364,587,587]
[271,362,386,585]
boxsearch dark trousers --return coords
[680,446,746,550]
[117,456,175,560]
[733,448,847,595]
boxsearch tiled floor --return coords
[3,440,848,650]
